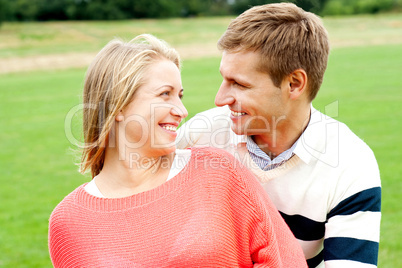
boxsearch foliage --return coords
[321,0,398,15]
[230,0,329,15]
[1,0,401,22]
[0,0,6,25]
[293,0,330,14]
[0,0,214,21]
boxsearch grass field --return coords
[1,14,402,267]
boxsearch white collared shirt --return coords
[247,136,298,171]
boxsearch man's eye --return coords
[161,91,169,96]
[234,82,245,88]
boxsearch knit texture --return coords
[176,106,381,268]
[49,147,307,268]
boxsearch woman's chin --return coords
[150,144,176,157]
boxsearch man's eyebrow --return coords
[219,66,252,87]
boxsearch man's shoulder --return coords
[311,108,374,154]
[330,115,376,160]
[300,108,377,169]
[176,106,233,149]
[193,106,230,117]
[185,106,230,127]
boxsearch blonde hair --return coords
[80,34,180,177]
[218,3,330,101]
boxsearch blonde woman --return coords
[48,34,307,267]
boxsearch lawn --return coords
[0,14,401,267]
[0,17,231,58]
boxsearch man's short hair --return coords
[218,3,330,101]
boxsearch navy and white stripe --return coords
[278,187,381,267]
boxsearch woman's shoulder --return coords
[189,146,235,161]
[188,146,257,187]
[187,146,277,220]
[49,184,87,219]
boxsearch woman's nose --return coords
[171,99,188,119]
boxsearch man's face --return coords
[215,50,289,137]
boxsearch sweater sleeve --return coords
[324,146,381,268]
[223,151,307,268]
[48,195,77,268]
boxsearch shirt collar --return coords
[247,136,297,164]
[294,105,337,165]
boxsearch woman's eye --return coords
[161,91,170,96]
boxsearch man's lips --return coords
[230,110,246,117]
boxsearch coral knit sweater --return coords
[49,147,307,268]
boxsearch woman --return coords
[48,34,307,267]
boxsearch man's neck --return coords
[252,107,311,158]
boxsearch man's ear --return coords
[288,69,307,100]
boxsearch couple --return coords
[49,3,381,268]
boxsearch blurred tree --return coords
[36,0,71,20]
[65,0,88,20]
[179,0,210,17]
[0,0,401,21]
[230,0,329,15]
[13,0,40,21]
[131,0,181,18]
[85,0,126,20]
[209,0,232,15]
[230,0,275,14]
[321,0,397,15]
[0,0,7,25]
[292,0,329,14]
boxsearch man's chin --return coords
[231,124,268,137]
[230,125,247,136]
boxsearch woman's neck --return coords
[94,147,175,198]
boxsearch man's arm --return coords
[324,148,381,267]
[176,106,232,149]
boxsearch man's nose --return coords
[215,81,235,107]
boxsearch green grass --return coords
[0,69,87,267]
[1,13,401,58]
[1,15,402,267]
[0,17,232,58]
[315,44,402,266]
[323,13,402,47]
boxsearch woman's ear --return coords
[288,69,307,100]
[115,111,124,122]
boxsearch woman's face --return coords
[118,59,188,157]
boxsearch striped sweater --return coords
[48,147,307,268]
[176,106,381,268]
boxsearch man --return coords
[176,3,381,268]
